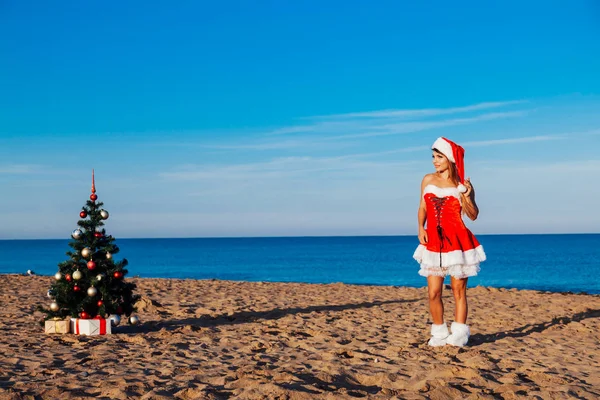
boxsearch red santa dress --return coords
[413,184,486,278]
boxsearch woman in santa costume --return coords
[413,137,486,347]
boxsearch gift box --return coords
[45,318,71,334]
[70,317,112,335]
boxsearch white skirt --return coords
[413,244,486,278]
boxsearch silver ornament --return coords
[71,229,83,240]
[47,289,54,299]
[109,314,121,327]
[50,302,59,312]
[87,286,98,297]
[106,252,112,260]
[72,270,82,280]
[95,226,102,233]
[129,315,140,325]
[100,210,109,219]
[54,272,62,280]
[81,248,91,258]
[96,273,105,281]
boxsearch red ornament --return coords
[87,261,96,270]
[73,285,81,292]
[90,194,98,201]
[97,300,103,307]
[94,232,102,238]
[80,311,90,319]
[113,271,123,279]
[65,274,72,282]
[80,211,87,218]
[116,306,123,314]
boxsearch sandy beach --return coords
[1,275,599,399]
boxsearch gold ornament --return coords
[72,270,82,280]
[50,302,59,312]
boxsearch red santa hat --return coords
[432,137,467,193]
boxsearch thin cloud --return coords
[323,111,527,140]
[462,135,566,147]
[479,159,600,173]
[165,132,567,180]
[265,120,358,136]
[312,100,526,119]
[167,101,531,151]
[196,138,359,151]
[267,126,317,135]
[319,132,570,160]
[197,109,529,151]
[198,140,309,150]
[581,128,600,136]
[266,100,527,138]
[0,164,42,174]
[159,156,420,182]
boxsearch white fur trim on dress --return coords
[413,245,486,278]
[432,137,455,162]
[423,184,461,202]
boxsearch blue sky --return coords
[1,1,599,238]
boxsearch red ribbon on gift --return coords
[75,319,80,334]
[94,316,107,335]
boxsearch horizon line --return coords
[0,232,598,241]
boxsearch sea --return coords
[1,234,599,294]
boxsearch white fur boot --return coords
[446,322,470,347]
[427,323,449,347]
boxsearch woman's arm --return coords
[461,178,479,221]
[418,175,431,244]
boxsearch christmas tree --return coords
[40,171,140,325]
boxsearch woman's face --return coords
[432,150,449,173]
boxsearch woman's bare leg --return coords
[450,277,468,323]
[427,276,445,324]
